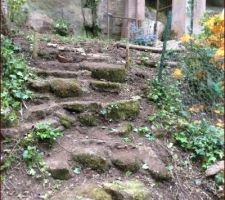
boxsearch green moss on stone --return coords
[59,114,74,129]
[50,79,82,98]
[90,80,122,92]
[79,113,98,127]
[102,100,140,121]
[72,153,110,172]
[91,66,126,83]
[49,168,71,180]
[63,102,102,113]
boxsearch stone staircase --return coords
[3,40,174,200]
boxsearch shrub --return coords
[179,13,224,106]
[32,123,63,144]
[53,19,70,36]
[129,22,156,46]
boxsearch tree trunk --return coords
[1,0,10,36]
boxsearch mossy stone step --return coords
[25,102,60,121]
[101,99,140,121]
[83,62,126,82]
[71,146,111,172]
[61,101,102,113]
[29,78,83,98]
[50,180,151,200]
[90,80,122,93]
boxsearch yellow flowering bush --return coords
[178,13,224,106]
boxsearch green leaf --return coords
[73,167,81,175]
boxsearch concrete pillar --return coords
[171,0,188,37]
[172,0,206,37]
[121,0,145,38]
[193,0,206,34]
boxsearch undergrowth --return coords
[1,35,33,127]
[1,123,63,180]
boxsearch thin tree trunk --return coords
[1,0,10,36]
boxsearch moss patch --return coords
[57,113,75,129]
[50,79,82,98]
[101,100,140,121]
[49,168,71,180]
[79,113,98,126]
[90,65,126,82]
[78,185,112,200]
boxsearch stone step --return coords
[29,67,92,79]
[50,180,151,200]
[61,97,141,122]
[1,117,60,139]
[24,102,60,121]
[29,78,83,98]
[24,97,141,125]
[44,139,171,181]
[33,61,127,82]
[82,62,126,82]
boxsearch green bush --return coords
[1,35,32,127]
[180,42,223,106]
[175,120,224,169]
[53,19,70,36]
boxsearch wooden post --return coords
[32,31,39,60]
[154,0,160,35]
[107,0,109,40]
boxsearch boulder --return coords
[26,11,53,32]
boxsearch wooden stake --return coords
[32,31,39,60]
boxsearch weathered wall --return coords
[97,0,125,36]
[26,0,84,33]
